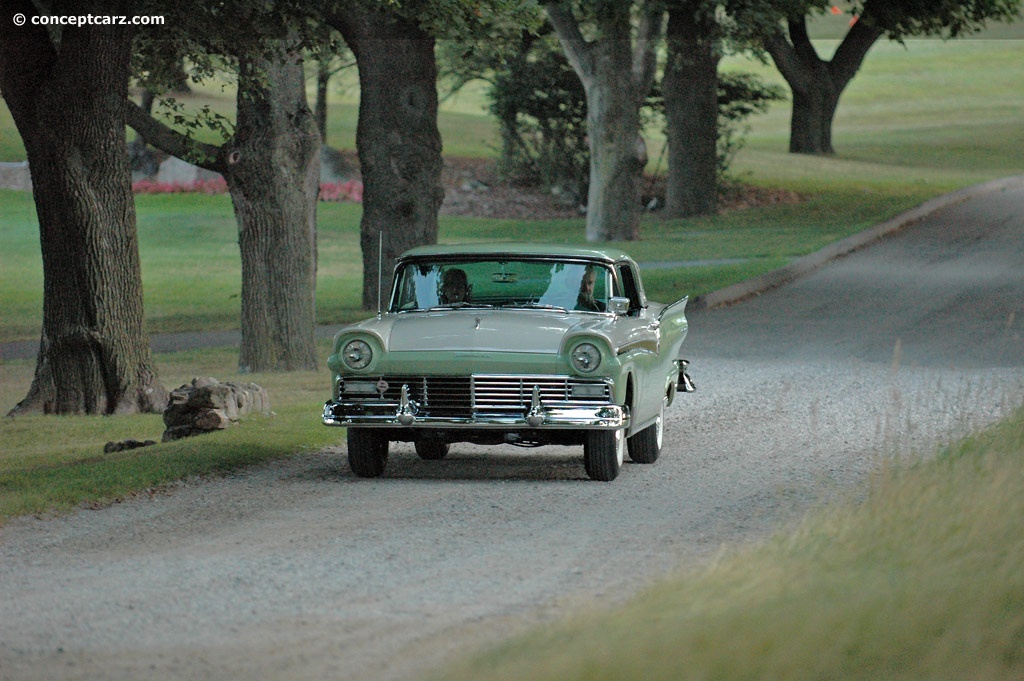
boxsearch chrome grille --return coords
[342,374,610,418]
[472,375,609,414]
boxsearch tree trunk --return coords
[226,49,321,373]
[765,16,883,156]
[663,6,720,217]
[788,78,839,155]
[327,8,445,310]
[1,0,168,416]
[124,45,321,374]
[583,41,645,242]
[546,2,661,243]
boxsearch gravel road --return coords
[2,180,1023,681]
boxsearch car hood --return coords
[376,310,606,354]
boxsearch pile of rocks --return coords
[162,377,271,442]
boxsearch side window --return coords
[616,264,642,315]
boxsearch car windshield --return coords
[390,258,613,313]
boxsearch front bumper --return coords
[322,399,629,430]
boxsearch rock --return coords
[193,408,230,431]
[162,425,195,442]
[155,156,201,185]
[320,146,354,184]
[0,160,32,191]
[160,377,270,441]
[103,439,158,453]
[128,140,160,181]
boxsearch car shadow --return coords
[322,443,604,482]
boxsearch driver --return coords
[576,265,605,311]
[439,268,470,304]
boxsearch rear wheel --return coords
[584,429,625,481]
[628,399,665,464]
[414,441,450,460]
[347,428,389,478]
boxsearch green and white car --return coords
[322,243,694,481]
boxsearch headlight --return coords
[341,339,373,370]
[570,343,601,373]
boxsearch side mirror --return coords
[608,297,630,316]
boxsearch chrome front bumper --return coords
[323,374,629,430]
[322,398,629,431]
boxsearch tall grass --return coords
[438,409,1024,681]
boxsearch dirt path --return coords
[2,181,1023,681]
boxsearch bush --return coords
[487,34,589,204]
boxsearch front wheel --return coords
[628,399,665,464]
[584,429,625,481]
[347,428,389,478]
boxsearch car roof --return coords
[398,242,635,263]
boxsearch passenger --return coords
[439,268,470,304]
[576,265,605,312]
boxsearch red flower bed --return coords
[132,178,228,195]
[319,179,364,203]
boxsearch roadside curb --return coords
[690,174,1024,311]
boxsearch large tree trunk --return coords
[1,0,168,416]
[662,6,720,217]
[226,49,321,373]
[788,75,840,155]
[546,2,661,242]
[765,16,883,156]
[124,45,321,374]
[582,41,646,242]
[327,8,444,310]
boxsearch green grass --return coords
[0,345,337,520]
[438,408,1024,681]
[721,39,1024,189]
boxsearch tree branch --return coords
[787,15,820,67]
[123,99,226,173]
[829,17,884,90]
[763,26,811,96]
[544,2,595,86]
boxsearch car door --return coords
[615,262,663,432]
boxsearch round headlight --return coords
[341,339,373,370]
[570,342,601,373]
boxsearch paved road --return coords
[692,180,1024,369]
[1,180,1023,681]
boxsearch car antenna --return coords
[377,230,384,320]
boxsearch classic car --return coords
[322,243,694,481]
